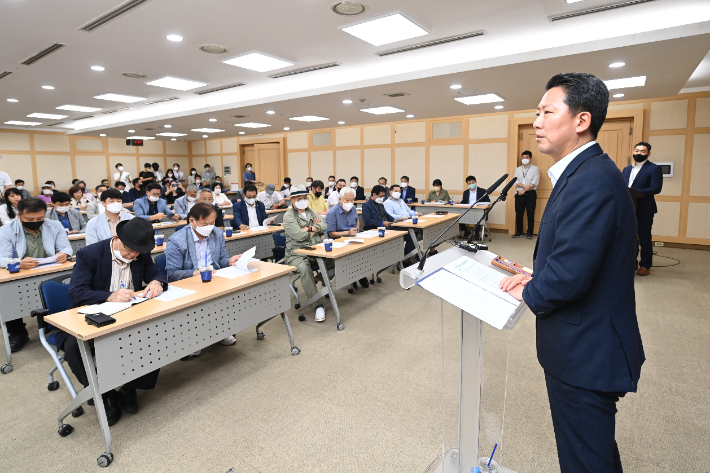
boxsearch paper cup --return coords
[199,265,213,282]
[477,457,499,473]
[378,227,386,237]
[324,239,333,252]
[412,216,418,224]
[6,258,20,273]
[225,227,233,237]
[154,234,164,246]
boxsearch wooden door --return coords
[255,143,281,191]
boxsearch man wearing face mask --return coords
[282,185,329,322]
[243,163,256,183]
[305,177,314,190]
[280,177,292,196]
[201,164,216,184]
[399,176,416,203]
[86,188,135,244]
[324,175,336,198]
[325,187,370,290]
[197,188,226,229]
[127,177,144,203]
[306,180,328,215]
[327,179,347,207]
[364,185,418,265]
[134,183,180,222]
[622,142,663,276]
[457,176,491,239]
[86,184,110,219]
[64,217,167,426]
[258,183,285,209]
[174,185,199,219]
[0,198,72,351]
[513,150,540,239]
[14,179,32,200]
[172,163,185,184]
[377,177,390,199]
[113,163,131,186]
[45,191,87,234]
[349,176,366,201]
[232,184,267,230]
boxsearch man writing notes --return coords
[134,183,180,223]
[622,142,663,276]
[513,150,540,239]
[500,73,644,473]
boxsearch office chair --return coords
[155,254,167,276]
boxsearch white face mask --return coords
[341,202,354,212]
[400,182,408,188]
[294,199,309,210]
[391,191,401,200]
[16,186,23,190]
[106,202,123,213]
[521,158,530,165]
[350,182,357,188]
[434,186,441,192]
[118,166,124,172]
[113,250,134,264]
[193,224,214,237]
[43,189,52,195]
[195,180,201,185]
[306,182,312,187]
[148,195,160,202]
[284,184,290,188]
[55,206,70,213]
[173,167,179,172]
[204,167,210,172]
[247,167,252,171]
[375,197,384,204]
[245,198,256,205]
[214,188,221,195]
[328,181,335,186]
[191,170,196,175]
[187,196,197,202]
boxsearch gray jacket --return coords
[45,207,87,233]
[0,219,72,268]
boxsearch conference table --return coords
[45,260,299,467]
[391,213,461,260]
[411,202,492,241]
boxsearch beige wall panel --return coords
[652,201,680,237]
[74,155,109,188]
[649,135,685,196]
[191,140,206,155]
[696,97,710,128]
[394,122,426,143]
[75,138,103,151]
[287,132,308,150]
[310,151,334,181]
[0,132,31,151]
[192,157,206,174]
[223,155,240,184]
[109,156,138,182]
[203,157,222,179]
[166,140,188,155]
[287,152,309,185]
[394,147,426,190]
[430,145,464,190]
[167,157,190,176]
[488,200,506,225]
[335,127,361,147]
[433,121,462,139]
[608,103,644,111]
[36,155,73,190]
[335,149,362,182]
[649,99,688,130]
[0,154,34,191]
[513,112,536,118]
[222,138,238,154]
[686,203,710,239]
[33,134,70,152]
[690,134,710,197]
[206,139,221,155]
[364,148,392,186]
[363,125,391,145]
[139,139,164,154]
[108,138,134,154]
[312,132,332,147]
[469,115,508,140]
[468,143,508,188]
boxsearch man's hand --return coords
[68,230,79,234]
[139,280,165,299]
[313,218,321,224]
[240,224,250,231]
[517,189,525,196]
[229,254,242,266]
[150,213,166,221]
[271,203,280,209]
[348,228,357,236]
[108,288,134,302]
[55,252,68,264]
[19,257,39,270]
[171,214,180,221]
[416,212,423,217]
[499,273,531,301]
[383,221,392,227]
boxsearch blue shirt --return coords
[191,227,213,268]
[384,197,416,219]
[57,212,72,231]
[243,171,256,182]
[325,204,358,233]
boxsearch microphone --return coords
[499,177,517,197]
[485,173,509,196]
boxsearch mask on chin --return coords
[113,250,134,264]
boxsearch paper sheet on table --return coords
[343,238,364,244]
[443,256,521,306]
[236,246,257,271]
[355,230,379,238]
[263,216,277,225]
[152,285,196,302]
[425,214,446,218]
[33,255,58,265]
[78,297,148,316]
[214,265,259,279]
[31,263,60,270]
[315,241,348,249]
[248,225,269,231]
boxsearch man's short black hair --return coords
[96,184,107,192]
[14,179,24,185]
[545,72,608,140]
[350,176,359,182]
[146,183,162,192]
[51,191,71,204]
[115,181,126,188]
[243,184,258,195]
[337,179,346,184]
[522,150,533,158]
[144,162,152,168]
[312,180,324,191]
[400,175,409,181]
[115,163,123,168]
[188,202,217,222]
[390,184,401,192]
[71,179,80,185]
[284,177,291,183]
[432,179,442,187]
[328,175,335,180]
[378,177,387,183]
[18,197,47,214]
[306,177,313,181]
[465,176,477,183]
[101,188,123,202]
[635,142,652,152]
[132,177,142,186]
[371,185,385,196]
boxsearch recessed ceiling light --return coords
[450,84,463,89]
[613,93,625,98]
[609,62,625,68]
[603,76,645,90]
[166,34,183,42]
[455,93,504,105]
[199,44,228,54]
[156,132,187,137]
[94,93,146,103]
[331,2,369,16]
[266,111,276,115]
[209,118,217,122]
[163,125,172,129]
[28,113,68,119]
[406,114,414,118]
[563,0,585,3]
[283,127,290,130]
[126,135,155,140]
[128,129,135,133]
[340,12,428,46]
[171,138,177,141]
[338,121,345,125]
[100,134,106,137]
[122,72,147,79]
[222,52,294,72]
[192,128,225,133]
[360,106,404,115]
[146,76,207,91]
[91,65,105,71]
[494,105,504,109]
[7,99,18,103]
[342,99,352,104]
[57,105,102,112]
[289,115,329,122]
[202,135,208,138]
[234,122,271,128]
[42,85,54,90]
[5,120,42,126]
[239,131,245,134]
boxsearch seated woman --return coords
[0,187,22,226]
[69,185,91,210]
[212,183,232,208]
[426,179,451,203]
[163,178,185,205]
[164,203,242,353]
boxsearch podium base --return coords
[430,449,518,473]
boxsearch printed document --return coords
[78,297,148,316]
[153,286,196,302]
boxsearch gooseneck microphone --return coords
[468,177,517,244]
[416,173,509,272]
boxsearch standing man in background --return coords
[513,150,540,239]
[0,170,12,193]
[622,142,663,276]
[500,72,644,473]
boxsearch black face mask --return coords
[314,191,322,198]
[633,154,647,163]
[22,220,43,231]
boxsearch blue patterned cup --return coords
[324,239,333,252]
[6,259,20,273]
[199,265,213,282]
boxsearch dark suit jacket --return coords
[461,187,491,206]
[232,200,267,228]
[362,198,394,229]
[522,143,644,393]
[621,160,663,215]
[402,186,416,202]
[352,185,365,201]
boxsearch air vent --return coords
[102,108,130,114]
[0,71,12,80]
[269,63,341,79]
[47,122,65,127]
[457,89,477,95]
[194,82,246,95]
[384,92,409,98]
[376,31,485,57]
[331,2,368,16]
[71,115,94,121]
[144,97,178,105]
[78,0,153,32]
[122,72,147,79]
[550,0,657,21]
[232,115,249,118]
[20,43,66,65]
[199,44,228,54]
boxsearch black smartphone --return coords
[302,246,316,250]
[85,313,116,328]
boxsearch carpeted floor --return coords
[0,236,708,473]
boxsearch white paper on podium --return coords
[444,256,521,306]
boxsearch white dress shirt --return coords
[548,141,596,187]
[213,192,231,206]
[192,226,213,267]
[257,190,282,208]
[113,171,131,185]
[514,164,540,191]
[0,171,12,192]
[246,203,260,228]
[628,159,646,187]
[327,189,341,207]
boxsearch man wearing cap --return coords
[62,218,168,426]
[257,183,285,209]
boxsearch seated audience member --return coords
[213,176,223,187]
[324,176,336,198]
[305,177,313,189]
[76,181,95,201]
[327,179,346,207]
[427,179,450,203]
[46,191,86,234]
[325,187,370,290]
[194,176,203,189]
[232,184,267,230]
[197,188,225,229]
[13,179,32,200]
[377,177,390,199]
[307,180,329,215]
[133,183,180,222]
[71,179,80,186]
[85,188,134,244]
[201,179,212,191]
[0,198,72,352]
[0,188,22,225]
[282,185,329,322]
[258,184,285,209]
[86,184,109,219]
[38,183,54,205]
[127,178,145,202]
[69,185,91,210]
[349,176,366,201]
[457,175,491,238]
[400,176,416,203]
[385,184,422,221]
[211,183,231,208]
[139,162,156,184]
[280,177,292,196]
[363,185,417,263]
[163,179,185,205]
[174,185,199,219]
[65,218,166,426]
[100,179,110,187]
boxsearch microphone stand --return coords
[467,188,514,245]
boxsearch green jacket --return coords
[427,189,451,202]
[283,207,327,259]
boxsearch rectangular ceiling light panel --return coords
[5,121,42,126]
[455,93,505,105]
[603,76,646,90]
[56,105,103,112]
[146,76,207,91]
[341,12,428,46]
[28,113,68,119]
[223,53,294,72]
[359,106,404,115]
[233,122,271,128]
[191,128,225,133]
[126,136,155,140]
[156,132,187,137]
[95,93,146,103]
[289,116,329,122]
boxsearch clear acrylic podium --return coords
[400,247,527,473]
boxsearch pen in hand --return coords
[121,283,136,300]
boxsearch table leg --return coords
[79,339,114,467]
[317,257,344,331]
[280,312,300,355]
[1,319,12,374]
[408,228,422,260]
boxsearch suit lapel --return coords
[544,143,604,215]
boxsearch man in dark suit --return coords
[62,218,168,427]
[400,175,416,203]
[349,176,366,201]
[500,73,644,473]
[622,142,663,276]
[232,183,267,230]
[457,175,491,238]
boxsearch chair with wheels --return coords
[175,224,186,232]
[155,254,167,276]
